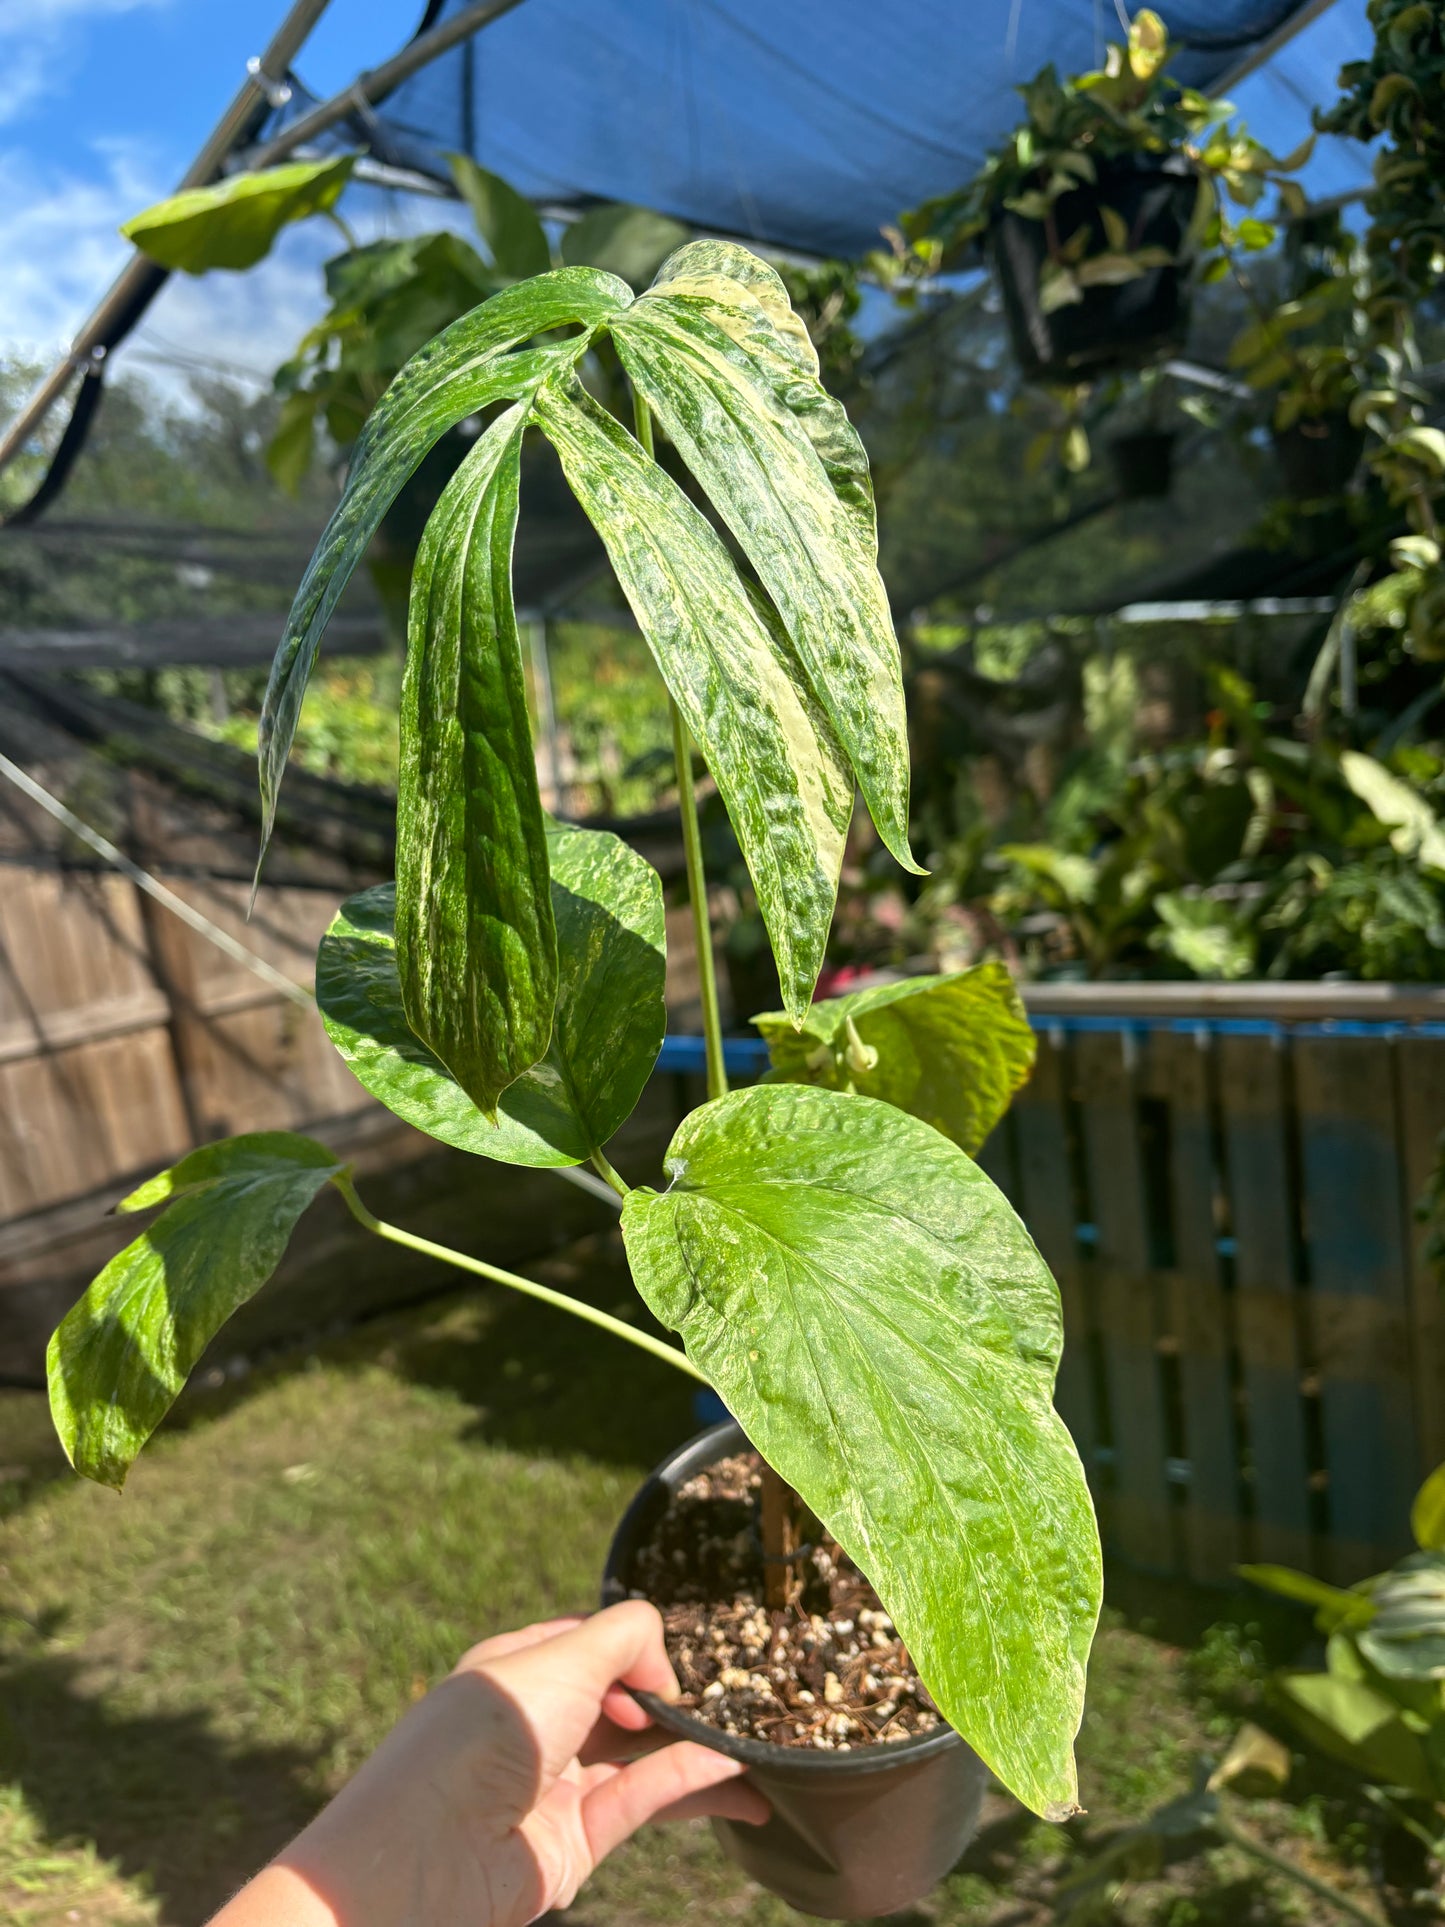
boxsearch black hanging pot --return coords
[1108,428,1177,500]
[992,154,1197,382]
[601,1421,988,1919]
[1272,412,1364,500]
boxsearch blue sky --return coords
[0,0,1375,395]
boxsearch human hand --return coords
[210,1601,767,1927]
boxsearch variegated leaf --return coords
[533,375,851,1020]
[317,823,666,1166]
[396,401,553,1117]
[614,258,919,874]
[258,269,633,862]
[648,240,873,539]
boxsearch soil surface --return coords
[626,1451,944,1751]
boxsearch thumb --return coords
[580,1743,769,1864]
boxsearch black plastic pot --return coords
[992,156,1197,382]
[1272,413,1364,500]
[1108,428,1177,500]
[601,1421,988,1919]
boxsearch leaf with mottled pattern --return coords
[533,375,851,1020]
[614,257,918,872]
[47,1134,344,1489]
[754,962,1036,1154]
[396,402,553,1117]
[317,823,665,1166]
[257,269,632,865]
[621,1083,1101,1821]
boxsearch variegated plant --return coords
[45,239,1101,1822]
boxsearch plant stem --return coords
[589,1147,629,1198]
[1215,1814,1389,1927]
[331,1173,709,1385]
[630,386,729,1105]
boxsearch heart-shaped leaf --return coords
[620,1083,1101,1819]
[47,1134,344,1489]
[317,823,665,1166]
[533,375,851,1019]
[396,402,554,1117]
[753,962,1036,1154]
[613,262,918,873]
[122,156,355,273]
[258,269,633,862]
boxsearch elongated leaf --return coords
[47,1134,343,1489]
[447,154,551,279]
[613,274,919,873]
[620,1083,1101,1819]
[753,962,1036,1154]
[258,270,632,859]
[122,156,355,273]
[1413,1461,1445,1552]
[396,403,552,1116]
[318,823,665,1166]
[1239,1563,1376,1628]
[533,376,851,1019]
[1271,1668,1438,1799]
[561,205,691,287]
[648,240,874,549]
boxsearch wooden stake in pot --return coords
[760,1460,805,1611]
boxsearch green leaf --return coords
[1357,1553,1445,1681]
[1340,750,1445,874]
[613,266,919,874]
[122,156,356,273]
[646,242,867,531]
[1413,1462,1445,1551]
[620,1084,1102,1819]
[266,388,321,497]
[317,822,665,1166]
[47,1134,343,1489]
[447,154,552,279]
[533,375,852,1019]
[258,269,632,861]
[561,205,691,287]
[1239,1563,1376,1628]
[395,403,553,1117]
[752,963,1036,1155]
[1270,1666,1438,1799]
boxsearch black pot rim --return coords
[603,1419,966,1779]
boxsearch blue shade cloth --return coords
[278,0,1364,259]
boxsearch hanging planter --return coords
[1272,413,1365,500]
[1108,423,1179,499]
[992,157,1197,382]
[602,1421,989,1919]
[903,10,1308,386]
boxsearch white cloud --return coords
[0,0,172,130]
[0,137,474,405]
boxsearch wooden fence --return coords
[1,703,1441,1587]
[977,983,1445,1586]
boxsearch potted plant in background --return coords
[44,224,1102,1916]
[123,151,690,634]
[904,10,1308,383]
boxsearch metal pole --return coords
[0,0,335,482]
[0,0,530,489]
[243,0,529,169]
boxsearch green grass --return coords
[0,1229,1390,1926]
